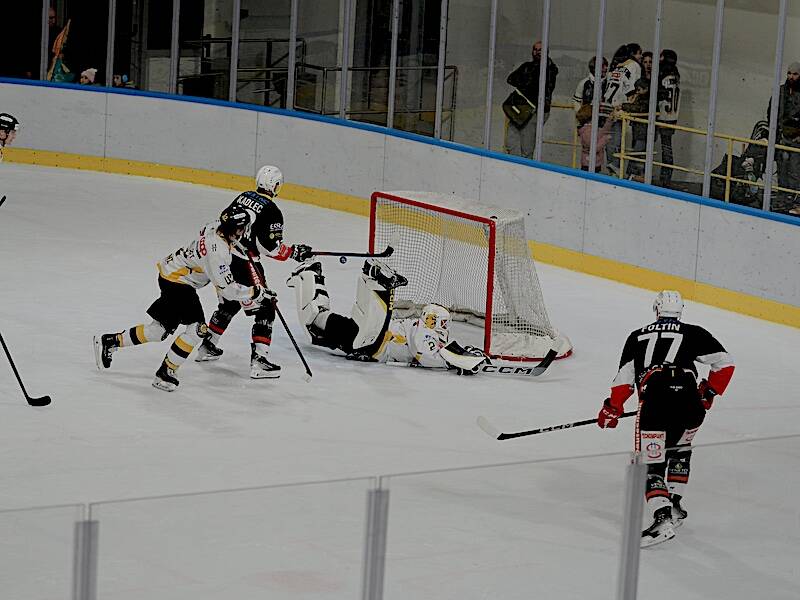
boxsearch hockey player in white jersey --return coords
[93,205,275,391]
[286,260,490,374]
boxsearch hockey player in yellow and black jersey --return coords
[194,165,313,378]
[597,290,735,547]
[93,206,275,391]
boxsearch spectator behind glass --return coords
[656,49,681,188]
[503,40,559,160]
[80,68,98,85]
[576,104,616,173]
[622,78,650,181]
[572,56,608,114]
[642,51,653,81]
[767,62,800,209]
[602,43,643,175]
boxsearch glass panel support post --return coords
[588,0,608,173]
[228,0,242,102]
[763,0,788,212]
[434,0,449,139]
[701,0,725,198]
[617,454,646,600]
[40,0,49,80]
[72,519,99,600]
[483,0,499,150]
[105,0,118,88]
[386,0,400,128]
[339,0,354,120]
[361,478,390,600]
[644,0,663,184]
[169,0,181,95]
[287,0,299,109]
[533,0,552,162]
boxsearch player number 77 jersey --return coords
[156,222,254,303]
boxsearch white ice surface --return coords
[0,164,798,599]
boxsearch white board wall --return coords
[1,82,797,306]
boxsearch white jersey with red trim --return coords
[156,222,256,303]
[378,317,449,368]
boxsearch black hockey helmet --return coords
[0,113,20,132]
[218,205,251,240]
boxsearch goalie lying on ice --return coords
[286,259,490,375]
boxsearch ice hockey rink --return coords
[1,163,798,599]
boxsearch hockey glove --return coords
[697,378,717,410]
[290,244,313,262]
[597,398,623,429]
[252,285,277,306]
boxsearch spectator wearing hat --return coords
[80,68,98,85]
[768,62,800,201]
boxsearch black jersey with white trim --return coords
[225,190,285,258]
[612,319,733,390]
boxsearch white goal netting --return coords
[370,191,571,360]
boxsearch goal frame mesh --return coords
[369,191,570,361]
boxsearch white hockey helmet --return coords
[653,290,683,319]
[421,303,450,343]
[255,165,283,198]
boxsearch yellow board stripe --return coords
[5,146,797,328]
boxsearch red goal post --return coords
[369,191,572,361]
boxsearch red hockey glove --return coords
[597,398,623,429]
[698,379,717,411]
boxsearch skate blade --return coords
[152,378,178,392]
[194,353,222,362]
[250,370,281,379]
[92,336,105,370]
[641,528,676,548]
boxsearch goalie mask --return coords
[421,304,450,343]
[255,165,283,198]
[653,290,683,320]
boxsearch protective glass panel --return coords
[443,0,491,145]
[348,0,393,126]
[657,0,715,194]
[602,1,655,180]
[539,0,601,169]
[1,4,43,79]
[294,0,343,115]
[491,0,543,156]
[0,504,84,599]
[383,453,631,599]
[92,478,371,599]
[236,0,292,107]
[112,0,144,91]
[178,0,233,100]
[636,437,800,598]
[390,0,444,137]
[714,0,780,210]
[45,1,109,86]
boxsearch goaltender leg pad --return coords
[287,261,331,329]
[351,270,395,350]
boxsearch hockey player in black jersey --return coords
[194,165,313,378]
[597,290,735,547]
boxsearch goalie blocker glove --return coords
[440,341,490,375]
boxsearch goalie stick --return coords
[477,411,636,440]
[0,332,52,406]
[481,348,557,378]
[0,195,5,208]
[310,245,393,259]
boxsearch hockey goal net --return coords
[369,191,571,361]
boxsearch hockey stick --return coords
[244,254,313,381]
[0,331,52,406]
[0,195,6,208]
[481,348,558,378]
[310,245,393,259]
[476,411,636,440]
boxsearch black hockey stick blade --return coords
[477,411,637,441]
[0,332,52,406]
[311,245,393,259]
[0,195,6,208]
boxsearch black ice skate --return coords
[195,338,223,362]
[250,344,281,379]
[152,362,179,392]
[93,333,120,370]
[363,259,408,289]
[641,506,676,548]
[670,494,688,528]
